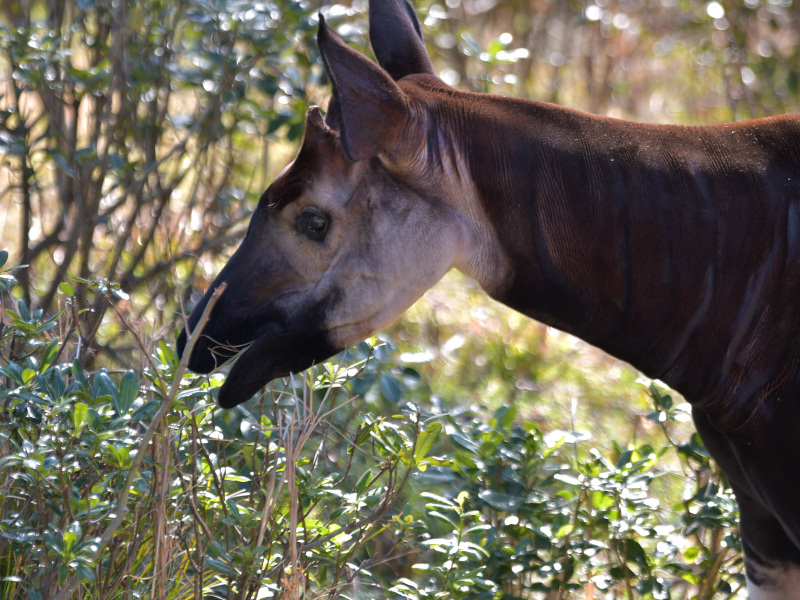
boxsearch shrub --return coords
[0,253,743,599]
[0,257,437,599]
[394,396,744,599]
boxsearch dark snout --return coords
[215,322,338,408]
[177,277,340,409]
[176,292,224,374]
[177,278,252,373]
[176,326,217,374]
[177,240,267,375]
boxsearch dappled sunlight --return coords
[2,0,792,596]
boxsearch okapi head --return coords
[178,0,504,407]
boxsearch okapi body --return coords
[178,1,800,596]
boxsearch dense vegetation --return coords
[1,0,798,598]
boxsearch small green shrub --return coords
[407,397,744,600]
[0,254,742,599]
[0,258,435,599]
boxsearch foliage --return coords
[394,395,744,600]
[0,257,744,599]
[0,0,792,598]
[0,258,439,599]
[0,0,324,360]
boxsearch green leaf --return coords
[355,424,373,446]
[450,433,479,454]
[205,557,232,574]
[427,510,457,528]
[680,571,700,585]
[478,489,523,512]
[21,369,36,385]
[107,445,131,469]
[74,563,95,583]
[379,373,402,403]
[130,400,159,422]
[226,499,241,518]
[622,538,649,570]
[62,531,77,553]
[72,402,88,432]
[156,341,177,370]
[94,369,118,406]
[494,404,516,428]
[0,273,16,291]
[17,298,30,321]
[591,490,615,511]
[415,422,441,463]
[0,249,7,269]
[555,523,574,538]
[118,371,138,413]
[0,362,24,384]
[40,339,60,372]
[355,469,372,495]
[72,359,88,388]
[682,546,701,562]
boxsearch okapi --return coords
[177,0,800,596]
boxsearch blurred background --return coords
[2,0,798,429]
[0,0,798,597]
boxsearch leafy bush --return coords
[394,396,743,599]
[0,253,743,599]
[0,255,437,599]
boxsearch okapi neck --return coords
[451,94,800,428]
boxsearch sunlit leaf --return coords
[72,402,88,432]
[414,422,441,463]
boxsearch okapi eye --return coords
[296,210,330,242]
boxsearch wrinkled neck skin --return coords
[400,75,800,437]
[378,89,512,297]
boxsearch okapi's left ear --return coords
[318,16,407,162]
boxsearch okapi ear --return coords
[318,16,407,162]
[369,0,435,80]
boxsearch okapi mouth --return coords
[177,328,247,375]
[177,319,340,408]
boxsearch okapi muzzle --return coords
[175,212,339,408]
[179,0,800,594]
